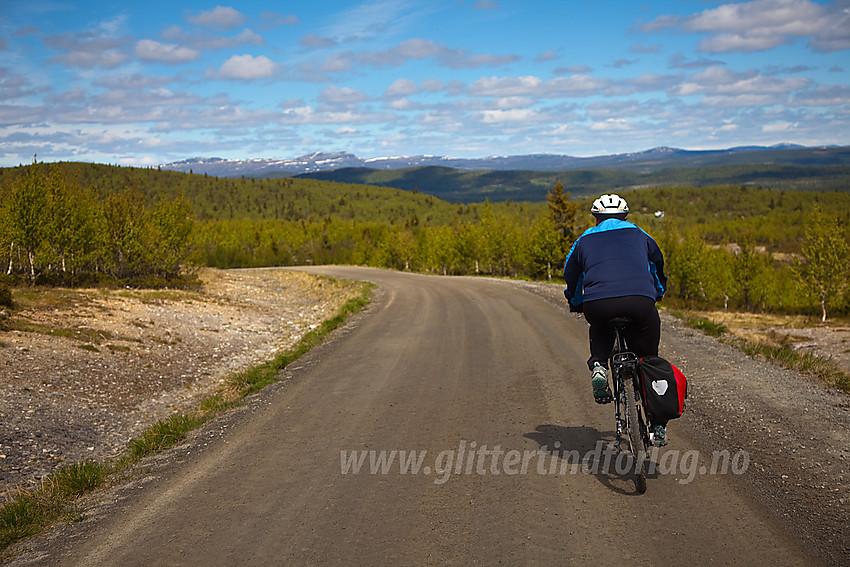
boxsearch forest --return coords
[1,159,848,320]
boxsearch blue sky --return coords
[1,0,849,167]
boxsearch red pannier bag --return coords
[638,356,688,423]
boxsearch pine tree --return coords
[546,181,579,243]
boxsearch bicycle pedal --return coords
[594,393,613,404]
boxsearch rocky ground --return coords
[0,268,362,502]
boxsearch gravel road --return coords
[4,267,846,566]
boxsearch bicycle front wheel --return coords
[624,376,647,494]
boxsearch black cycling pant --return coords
[582,295,660,371]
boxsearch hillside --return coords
[2,159,849,318]
[161,145,850,177]
[0,161,501,224]
[295,163,850,203]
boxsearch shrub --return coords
[0,284,11,308]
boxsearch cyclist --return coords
[562,194,669,445]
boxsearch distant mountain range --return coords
[160,144,849,178]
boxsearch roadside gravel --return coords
[0,268,362,502]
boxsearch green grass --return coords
[672,308,850,394]
[671,310,728,337]
[734,338,850,393]
[126,413,207,460]
[0,279,373,554]
[9,320,111,342]
[0,461,110,549]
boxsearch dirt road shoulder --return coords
[0,268,362,501]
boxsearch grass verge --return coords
[730,338,850,394]
[672,308,850,394]
[0,278,373,555]
[1,461,110,549]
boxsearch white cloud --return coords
[94,74,173,89]
[469,75,542,96]
[479,108,538,123]
[216,54,277,79]
[763,121,797,132]
[359,38,519,70]
[646,0,850,54]
[318,52,354,73]
[385,78,418,97]
[43,30,131,69]
[553,65,593,76]
[669,52,725,69]
[470,74,612,98]
[278,105,395,125]
[135,39,201,64]
[701,94,781,108]
[591,118,632,131]
[332,126,364,137]
[51,49,128,69]
[386,97,420,110]
[790,84,850,106]
[318,85,369,105]
[188,6,246,31]
[534,50,557,62]
[672,66,810,96]
[159,25,265,50]
[300,34,337,49]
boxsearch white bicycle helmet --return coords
[591,194,629,217]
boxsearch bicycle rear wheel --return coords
[624,377,647,493]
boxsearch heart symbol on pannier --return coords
[652,380,669,396]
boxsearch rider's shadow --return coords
[524,424,658,496]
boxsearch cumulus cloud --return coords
[359,38,519,69]
[135,39,201,64]
[470,74,611,98]
[605,72,682,96]
[51,49,128,69]
[300,34,337,49]
[790,84,850,106]
[553,64,592,75]
[591,118,633,131]
[534,50,558,62]
[612,58,639,68]
[631,43,660,54]
[44,31,131,69]
[479,108,538,123]
[669,52,725,69]
[644,0,850,53]
[322,53,356,73]
[188,6,246,31]
[318,85,369,105]
[160,25,265,50]
[0,68,50,101]
[215,54,277,79]
[672,66,810,96]
[94,74,173,90]
[278,105,394,125]
[385,78,419,97]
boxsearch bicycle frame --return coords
[608,318,650,492]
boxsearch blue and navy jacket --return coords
[563,218,667,310]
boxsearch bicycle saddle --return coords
[607,317,633,330]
